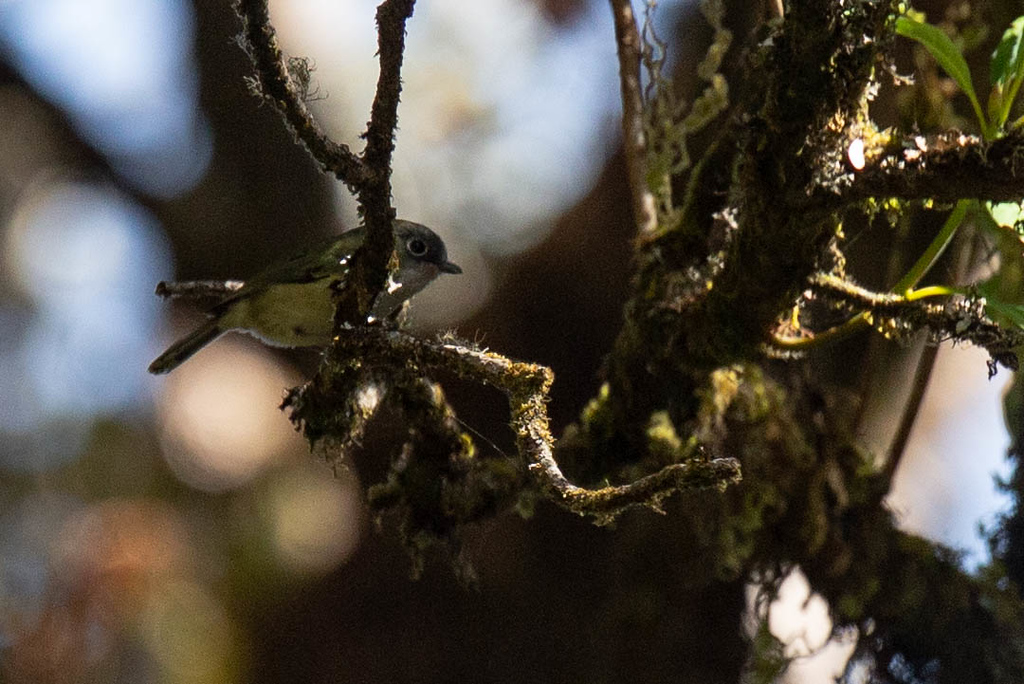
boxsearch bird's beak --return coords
[440,260,462,275]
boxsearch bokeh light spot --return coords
[158,340,305,492]
[142,579,240,684]
[0,179,171,471]
[0,0,213,197]
[265,464,364,576]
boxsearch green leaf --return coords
[977,287,1024,330]
[1002,368,1024,454]
[990,17,1024,87]
[989,84,1006,130]
[896,15,989,136]
[975,206,1024,328]
[893,200,971,293]
[990,17,1024,128]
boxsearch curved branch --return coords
[233,0,369,190]
[320,327,741,523]
[777,273,1024,371]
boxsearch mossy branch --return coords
[335,0,416,325]
[232,0,744,536]
[774,273,1024,372]
[233,0,370,190]
[154,279,244,301]
[226,0,1024,674]
[819,130,1024,207]
[286,327,740,524]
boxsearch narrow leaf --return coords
[975,205,1024,328]
[895,15,988,133]
[991,17,1024,128]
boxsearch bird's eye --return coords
[406,237,428,257]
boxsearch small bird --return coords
[148,220,461,374]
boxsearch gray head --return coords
[370,220,462,319]
[394,220,462,275]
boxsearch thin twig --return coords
[808,273,907,307]
[155,280,244,300]
[363,0,415,176]
[609,0,658,235]
[233,0,369,190]
[775,274,1024,369]
[882,343,938,486]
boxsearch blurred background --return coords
[0,0,1012,682]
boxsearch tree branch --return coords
[882,344,938,487]
[609,0,657,235]
[823,130,1024,207]
[363,0,414,177]
[800,274,1024,371]
[233,0,370,190]
[155,280,244,300]
[307,327,741,523]
[334,0,417,325]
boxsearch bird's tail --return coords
[148,320,222,374]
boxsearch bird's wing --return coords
[211,229,365,313]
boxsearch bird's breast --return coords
[221,280,336,347]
